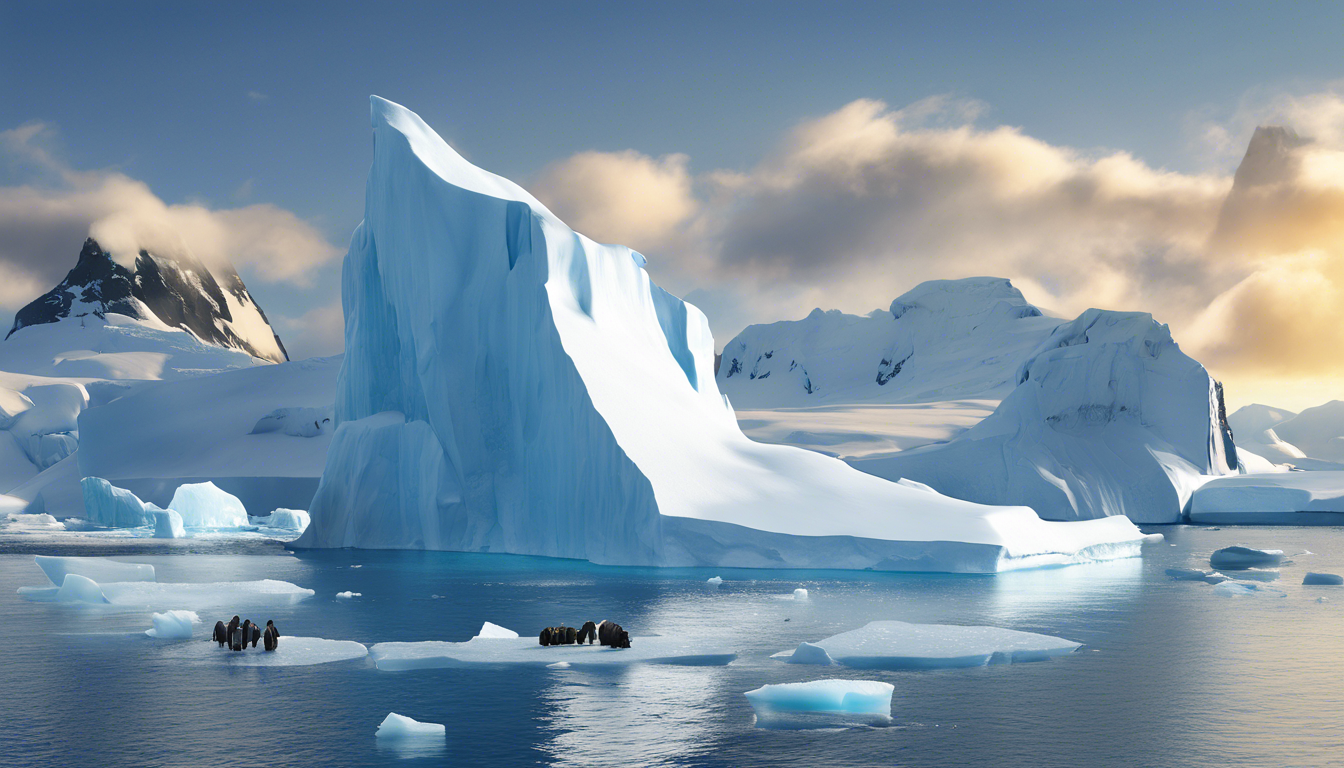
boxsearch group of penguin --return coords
[212,615,281,652]
[539,620,630,649]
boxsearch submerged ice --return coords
[293,95,1145,574]
[772,620,1080,669]
[369,636,735,670]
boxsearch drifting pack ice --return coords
[294,96,1144,572]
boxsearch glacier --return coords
[292,96,1146,573]
[853,309,1239,522]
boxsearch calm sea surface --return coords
[1,525,1342,768]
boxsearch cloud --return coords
[530,150,697,254]
[0,123,340,311]
[274,299,345,358]
[534,91,1344,407]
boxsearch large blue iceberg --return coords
[292,97,1146,572]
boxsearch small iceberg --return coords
[473,622,519,639]
[1303,572,1344,586]
[745,680,893,729]
[377,713,445,739]
[1209,546,1285,570]
[706,576,723,586]
[145,610,199,639]
[784,642,835,666]
[375,713,447,759]
[772,620,1080,669]
[793,588,810,600]
[336,591,361,599]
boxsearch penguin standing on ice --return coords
[263,620,279,651]
[249,622,262,648]
[213,620,228,646]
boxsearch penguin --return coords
[241,620,253,650]
[563,626,578,645]
[213,620,228,646]
[539,627,552,646]
[230,625,245,652]
[226,615,240,646]
[598,621,630,648]
[250,622,262,648]
[263,621,279,652]
[578,621,598,645]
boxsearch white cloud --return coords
[274,299,345,358]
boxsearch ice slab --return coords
[159,635,368,666]
[771,620,1080,669]
[1213,581,1286,597]
[369,636,736,670]
[473,622,519,639]
[1209,546,1286,570]
[169,481,249,528]
[745,680,893,729]
[1191,471,1344,523]
[1303,572,1344,586]
[376,713,446,739]
[146,610,198,639]
[20,577,314,608]
[152,508,186,539]
[35,555,155,586]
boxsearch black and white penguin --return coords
[230,625,245,652]
[263,621,279,651]
[563,626,578,645]
[539,627,552,646]
[226,615,240,646]
[213,620,228,646]
[250,622,262,648]
[577,621,598,645]
[241,620,253,649]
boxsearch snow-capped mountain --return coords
[7,237,288,364]
[716,277,1060,408]
[293,96,1145,572]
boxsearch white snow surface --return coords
[167,481,248,527]
[717,278,1058,408]
[1228,402,1344,470]
[161,635,368,666]
[368,636,736,670]
[1191,472,1344,524]
[145,610,199,639]
[293,96,1145,574]
[853,309,1239,522]
[770,620,1081,669]
[377,713,446,739]
[745,680,893,727]
[35,555,154,585]
[473,622,519,639]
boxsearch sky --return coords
[2,1,1344,410]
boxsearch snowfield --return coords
[292,96,1147,573]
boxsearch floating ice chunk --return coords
[1213,581,1285,597]
[3,512,65,530]
[1143,533,1165,543]
[336,591,361,599]
[35,555,155,586]
[369,636,735,670]
[152,508,186,539]
[80,477,153,528]
[745,680,893,729]
[793,588,810,600]
[158,635,367,666]
[706,576,723,585]
[1209,546,1285,570]
[546,661,571,669]
[377,712,445,739]
[257,508,310,532]
[772,620,1080,669]
[785,641,835,666]
[146,610,199,638]
[1303,572,1344,586]
[473,622,518,639]
[1230,569,1280,582]
[21,577,314,608]
[168,481,248,528]
[55,573,109,603]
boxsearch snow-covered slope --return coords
[7,237,287,364]
[1271,401,1344,464]
[1227,404,1308,467]
[293,96,1146,573]
[717,278,1060,409]
[853,309,1239,523]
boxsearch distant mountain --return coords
[6,237,288,363]
[715,277,1060,408]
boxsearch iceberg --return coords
[35,555,154,586]
[1209,546,1285,570]
[706,576,723,586]
[152,508,186,539]
[785,642,835,666]
[368,636,735,670]
[853,310,1239,523]
[1190,471,1344,524]
[81,477,153,528]
[258,508,310,532]
[168,481,248,528]
[793,588,810,600]
[744,680,893,729]
[376,713,446,739]
[293,95,1146,574]
[1303,572,1343,586]
[473,622,519,639]
[145,610,199,639]
[771,620,1080,669]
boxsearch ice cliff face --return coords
[716,277,1059,408]
[293,96,1146,572]
[7,237,287,363]
[853,310,1239,523]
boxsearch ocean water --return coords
[2,526,1342,768]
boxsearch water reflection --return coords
[987,556,1144,621]
[374,735,448,761]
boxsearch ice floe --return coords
[145,610,199,639]
[369,636,735,670]
[1303,572,1343,586]
[1212,581,1286,597]
[21,577,314,608]
[771,620,1080,669]
[745,680,894,729]
[35,555,155,585]
[336,591,361,599]
[1209,546,1286,570]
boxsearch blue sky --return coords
[3,2,1344,408]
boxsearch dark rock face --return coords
[6,238,288,363]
